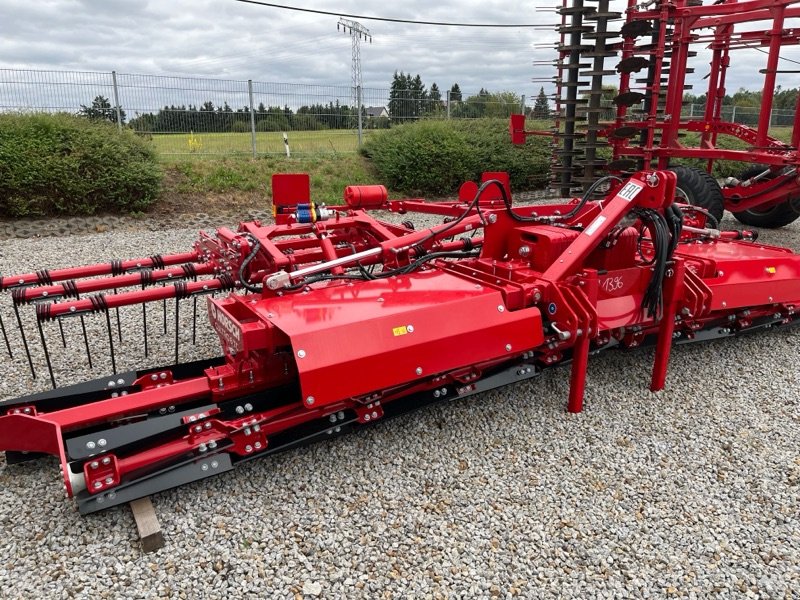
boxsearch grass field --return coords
[150,129,373,156]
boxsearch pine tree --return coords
[533,86,550,119]
[78,95,126,125]
[449,83,462,102]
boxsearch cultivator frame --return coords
[2,169,800,514]
[519,0,800,227]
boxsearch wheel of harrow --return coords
[668,166,725,223]
[731,166,800,229]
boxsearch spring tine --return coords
[174,298,180,364]
[114,289,123,342]
[105,310,117,375]
[0,311,12,358]
[36,320,57,389]
[162,284,167,334]
[58,318,67,348]
[142,301,149,358]
[192,297,198,345]
[13,303,35,379]
[80,315,93,369]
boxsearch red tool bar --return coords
[0,251,200,290]
[40,276,237,321]
[16,262,217,304]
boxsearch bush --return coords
[0,113,162,217]
[361,118,551,196]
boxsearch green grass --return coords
[150,129,373,156]
[166,154,385,204]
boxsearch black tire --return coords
[668,166,725,223]
[731,166,800,229]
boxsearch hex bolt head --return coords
[201,463,209,471]
[415,367,423,375]
[90,461,99,469]
[211,461,219,469]
[505,344,512,352]
[245,445,253,453]
[306,396,315,405]
[93,481,102,489]
[297,349,306,358]
[235,405,245,414]
[86,441,96,450]
[104,477,113,485]
[102,457,111,465]
[244,403,253,412]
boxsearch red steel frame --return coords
[513,0,800,215]
[2,170,800,513]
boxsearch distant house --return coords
[365,106,389,119]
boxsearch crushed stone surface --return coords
[0,211,798,599]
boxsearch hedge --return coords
[361,118,551,196]
[0,113,161,217]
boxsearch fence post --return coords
[446,90,451,119]
[111,71,122,131]
[769,107,774,129]
[357,85,363,146]
[731,105,736,123]
[520,95,526,115]
[689,103,694,118]
[248,80,257,159]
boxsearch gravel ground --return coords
[0,212,798,599]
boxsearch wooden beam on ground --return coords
[129,497,165,553]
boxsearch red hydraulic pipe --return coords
[0,251,200,290]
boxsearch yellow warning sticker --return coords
[393,326,409,336]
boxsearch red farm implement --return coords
[513,0,800,227]
[1,169,800,514]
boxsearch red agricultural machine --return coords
[513,0,800,227]
[3,0,800,515]
[1,170,800,514]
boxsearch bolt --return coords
[150,374,158,381]
[211,461,219,469]
[297,349,306,358]
[440,388,447,396]
[160,373,167,380]
[244,427,251,436]
[415,367,423,376]
[117,378,124,386]
[254,442,262,450]
[199,443,207,452]
[244,403,253,412]
[722,301,727,308]
[505,344,512,352]
[108,381,116,387]
[306,396,315,405]
[201,463,209,471]
[102,457,111,465]
[364,414,371,421]
[208,440,217,449]
[245,445,253,453]
[86,441,96,450]
[205,422,212,429]
[337,411,344,420]
[90,461,99,469]
[105,477,113,485]
[518,245,531,258]
[235,405,244,414]
[371,411,378,418]
[497,305,505,312]
[93,481,102,489]
[189,415,197,422]
[487,214,497,224]
[329,414,337,423]
[407,325,415,333]
[253,424,260,432]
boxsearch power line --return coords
[232,0,542,27]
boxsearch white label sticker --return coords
[618,181,644,202]
[584,215,607,237]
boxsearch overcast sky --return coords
[1,0,799,105]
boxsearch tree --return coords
[427,82,443,115]
[78,95,126,125]
[533,87,550,120]
[449,83,462,102]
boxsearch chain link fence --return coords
[1,69,794,157]
[0,69,530,157]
